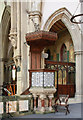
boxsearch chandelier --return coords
[70,0,83,24]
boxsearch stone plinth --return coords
[29,69,56,113]
[30,87,56,113]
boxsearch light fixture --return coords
[70,0,83,24]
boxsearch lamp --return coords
[70,0,83,24]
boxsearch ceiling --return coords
[50,20,67,34]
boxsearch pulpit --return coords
[26,31,57,113]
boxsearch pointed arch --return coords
[1,5,11,59]
[43,7,81,52]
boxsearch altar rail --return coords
[0,95,33,118]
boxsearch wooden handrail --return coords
[45,60,75,66]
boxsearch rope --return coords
[73,2,80,16]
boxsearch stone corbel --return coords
[9,30,17,48]
[13,55,21,68]
[28,11,42,19]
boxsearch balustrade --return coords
[45,60,76,97]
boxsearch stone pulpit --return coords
[26,31,57,113]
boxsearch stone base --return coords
[29,87,56,95]
[35,107,55,114]
[29,87,56,113]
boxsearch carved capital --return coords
[40,94,46,99]
[28,11,42,18]
[48,94,54,99]
[74,51,83,55]
[13,55,21,67]
[9,30,17,48]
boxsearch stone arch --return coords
[43,7,81,52]
[1,5,14,84]
[1,5,11,59]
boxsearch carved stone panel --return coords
[44,72,54,87]
[32,72,43,87]
[19,100,29,112]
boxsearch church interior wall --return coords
[41,0,80,30]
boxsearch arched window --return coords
[60,44,67,62]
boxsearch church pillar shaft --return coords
[48,94,53,111]
[75,51,83,102]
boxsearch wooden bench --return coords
[54,95,70,115]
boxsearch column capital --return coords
[33,94,37,98]
[28,11,42,18]
[48,94,54,99]
[13,55,21,67]
[40,94,46,99]
[74,51,83,55]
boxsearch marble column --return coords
[40,94,46,112]
[33,94,37,111]
[48,94,54,111]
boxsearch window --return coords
[60,44,67,62]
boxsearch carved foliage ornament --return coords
[9,32,17,48]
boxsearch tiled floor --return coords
[15,103,82,119]
[1,103,83,120]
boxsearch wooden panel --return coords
[31,52,36,69]
[45,60,75,66]
[58,85,75,97]
[36,53,41,69]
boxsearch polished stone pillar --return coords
[40,94,46,112]
[48,94,53,111]
[33,94,37,111]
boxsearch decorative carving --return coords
[44,72,54,87]
[31,71,55,87]
[32,72,43,87]
[9,30,17,48]
[30,18,40,31]
[13,55,21,67]
[74,51,83,55]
